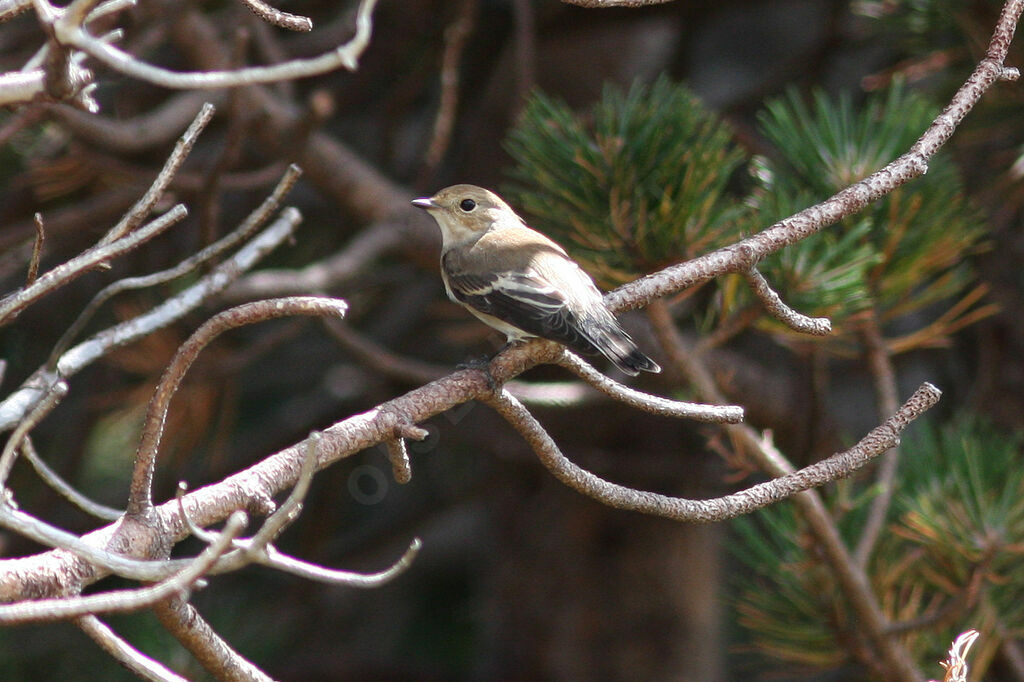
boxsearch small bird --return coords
[412,184,660,376]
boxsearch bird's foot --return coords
[456,354,500,393]
[457,342,522,393]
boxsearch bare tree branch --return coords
[77,615,188,682]
[236,0,312,32]
[853,313,902,568]
[0,205,187,326]
[25,213,44,286]
[482,381,939,522]
[604,0,1022,315]
[223,219,406,302]
[98,103,216,245]
[0,511,245,624]
[0,209,302,432]
[51,92,225,154]
[20,437,122,521]
[0,379,66,486]
[128,297,349,518]
[743,268,832,335]
[45,0,379,89]
[645,298,928,681]
[556,350,744,423]
[177,436,422,584]
[419,0,478,180]
[153,595,272,682]
[50,164,303,364]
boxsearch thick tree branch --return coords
[0,512,245,624]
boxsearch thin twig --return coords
[0,205,187,327]
[201,30,251,246]
[49,164,303,365]
[50,0,379,89]
[20,437,123,521]
[0,209,302,433]
[556,350,744,423]
[322,318,447,384]
[419,0,478,180]
[223,219,405,302]
[384,420,426,484]
[512,0,536,101]
[236,0,312,32]
[0,380,66,487]
[743,268,832,335]
[853,313,902,568]
[246,431,321,548]
[175,438,422,585]
[98,103,215,245]
[25,213,44,286]
[77,616,188,682]
[128,298,348,518]
[257,539,422,586]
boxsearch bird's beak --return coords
[411,197,438,210]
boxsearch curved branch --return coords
[0,208,301,433]
[605,0,1023,315]
[556,350,743,423]
[237,0,312,32]
[128,297,349,518]
[743,268,832,335]
[52,0,378,89]
[0,511,245,624]
[483,383,940,522]
[77,616,188,682]
[20,437,122,521]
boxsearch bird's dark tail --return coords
[583,317,661,376]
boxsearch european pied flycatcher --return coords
[413,185,660,376]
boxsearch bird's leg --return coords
[456,340,520,393]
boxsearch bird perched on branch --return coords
[412,184,661,376]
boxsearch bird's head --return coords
[412,184,521,248]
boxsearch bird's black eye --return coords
[459,199,476,212]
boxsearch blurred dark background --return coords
[0,0,1021,679]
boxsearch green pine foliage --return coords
[504,77,748,288]
[743,84,991,347]
[731,417,1024,676]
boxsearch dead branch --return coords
[128,297,349,518]
[0,208,301,432]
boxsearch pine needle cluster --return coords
[504,77,747,289]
